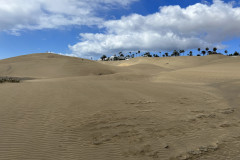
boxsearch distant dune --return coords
[0,53,240,160]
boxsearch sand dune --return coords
[0,53,116,78]
[0,53,240,160]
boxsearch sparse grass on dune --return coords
[0,76,20,83]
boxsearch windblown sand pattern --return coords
[0,53,240,159]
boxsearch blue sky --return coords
[0,0,240,59]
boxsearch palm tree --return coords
[213,47,217,54]
[172,50,179,56]
[208,51,213,55]
[118,52,124,58]
[189,51,193,56]
[224,50,228,55]
[201,50,206,56]
[233,51,239,56]
[101,55,107,60]
[205,47,209,52]
[118,51,122,56]
[179,50,185,56]
[137,50,140,57]
[198,48,201,54]
[159,51,162,57]
[165,52,168,57]
[144,52,152,57]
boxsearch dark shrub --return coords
[0,77,20,83]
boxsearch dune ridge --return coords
[0,53,116,78]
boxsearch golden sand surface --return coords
[0,53,240,159]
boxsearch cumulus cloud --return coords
[0,0,138,34]
[70,0,240,58]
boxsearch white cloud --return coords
[70,0,240,58]
[0,0,138,34]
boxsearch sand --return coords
[0,53,240,160]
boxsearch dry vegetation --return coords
[0,77,20,83]
[0,53,240,160]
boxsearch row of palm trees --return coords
[100,47,239,61]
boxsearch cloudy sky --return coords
[0,0,240,59]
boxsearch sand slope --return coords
[0,53,240,160]
[0,53,116,78]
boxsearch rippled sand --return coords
[0,53,240,160]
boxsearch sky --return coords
[1,0,240,59]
